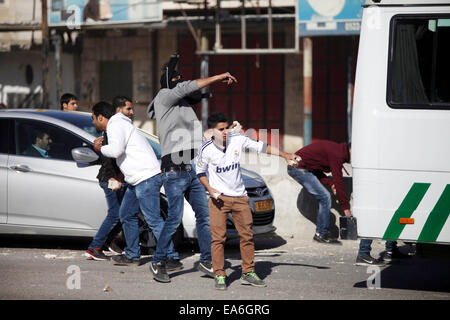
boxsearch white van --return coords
[352,0,450,245]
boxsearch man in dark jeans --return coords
[85,96,142,260]
[288,140,351,245]
[147,53,238,283]
[85,103,125,261]
[356,239,409,266]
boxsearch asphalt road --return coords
[0,233,449,305]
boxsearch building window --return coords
[177,34,285,144]
[388,15,450,109]
[99,60,133,101]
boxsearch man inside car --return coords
[24,130,52,158]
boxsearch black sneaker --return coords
[240,271,267,288]
[107,239,123,255]
[381,248,411,263]
[313,233,342,245]
[197,261,214,278]
[355,254,386,266]
[112,254,140,266]
[85,248,110,261]
[215,275,227,291]
[166,258,183,272]
[150,262,170,283]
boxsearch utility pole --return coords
[303,37,312,146]
[53,30,62,104]
[41,0,50,108]
[200,37,209,131]
[214,0,222,50]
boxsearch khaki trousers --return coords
[209,195,254,276]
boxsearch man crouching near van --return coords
[288,140,351,244]
[196,112,298,290]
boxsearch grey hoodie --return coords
[147,80,203,159]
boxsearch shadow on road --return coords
[226,260,330,285]
[225,232,287,251]
[163,257,331,284]
[353,256,450,293]
[0,234,91,250]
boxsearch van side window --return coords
[388,16,450,109]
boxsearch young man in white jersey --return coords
[196,112,299,290]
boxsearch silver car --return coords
[0,109,275,245]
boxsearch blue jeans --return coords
[120,174,179,261]
[153,168,212,264]
[358,239,397,256]
[288,166,332,236]
[88,181,126,250]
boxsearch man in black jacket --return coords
[85,101,126,261]
[24,130,53,158]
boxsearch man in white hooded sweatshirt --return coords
[93,101,180,267]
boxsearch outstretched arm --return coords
[240,135,300,166]
[265,144,300,166]
[196,72,237,90]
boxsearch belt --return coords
[162,164,193,173]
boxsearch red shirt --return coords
[295,140,350,210]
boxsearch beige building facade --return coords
[0,0,338,152]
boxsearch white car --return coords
[0,109,276,247]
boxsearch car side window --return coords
[14,119,91,161]
[0,119,9,154]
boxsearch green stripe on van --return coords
[417,184,450,243]
[382,183,431,240]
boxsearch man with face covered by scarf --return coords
[147,53,237,283]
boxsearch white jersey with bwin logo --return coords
[196,133,267,197]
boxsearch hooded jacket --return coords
[294,140,351,210]
[147,80,203,161]
[100,113,161,186]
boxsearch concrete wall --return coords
[240,152,352,240]
[77,28,178,134]
[157,28,177,75]
[0,0,42,51]
[80,29,155,105]
[0,50,75,108]
[283,26,304,153]
[128,26,305,152]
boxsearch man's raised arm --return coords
[196,72,237,90]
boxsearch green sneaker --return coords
[240,271,267,287]
[215,275,227,291]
